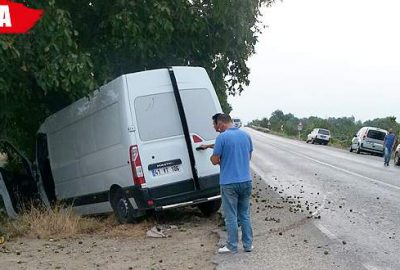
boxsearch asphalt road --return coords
[215,128,400,270]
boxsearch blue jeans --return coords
[221,181,253,252]
[384,147,393,164]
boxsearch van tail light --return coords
[192,134,203,143]
[129,145,145,185]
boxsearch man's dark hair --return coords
[212,113,222,125]
[217,113,232,124]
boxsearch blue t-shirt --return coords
[384,133,396,148]
[213,128,253,185]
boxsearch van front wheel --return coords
[198,199,221,217]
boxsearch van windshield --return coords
[318,129,330,135]
[367,130,386,141]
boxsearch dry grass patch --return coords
[1,204,155,240]
[2,204,102,238]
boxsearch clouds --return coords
[229,0,400,123]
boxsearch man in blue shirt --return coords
[383,128,397,166]
[210,114,253,254]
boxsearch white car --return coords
[394,144,400,165]
[232,118,242,128]
[349,126,387,156]
[306,128,331,145]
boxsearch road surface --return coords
[215,128,399,270]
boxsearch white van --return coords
[350,126,387,156]
[2,67,223,223]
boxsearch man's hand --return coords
[196,145,208,150]
[196,144,214,151]
[210,155,220,165]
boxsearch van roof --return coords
[363,126,388,133]
[38,66,210,134]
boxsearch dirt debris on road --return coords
[0,208,220,270]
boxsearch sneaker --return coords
[218,246,237,254]
[244,245,254,252]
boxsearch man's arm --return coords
[197,144,214,150]
[211,135,222,165]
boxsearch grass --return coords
[0,202,214,241]
[0,203,154,240]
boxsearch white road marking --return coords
[252,139,400,192]
[250,131,397,270]
[314,223,338,241]
[362,264,394,270]
[363,265,380,270]
[311,195,327,217]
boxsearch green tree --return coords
[249,110,400,147]
[364,117,399,135]
[1,0,275,156]
[0,1,95,155]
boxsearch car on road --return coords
[232,118,242,128]
[394,144,400,165]
[349,126,387,156]
[306,128,331,145]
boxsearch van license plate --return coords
[152,165,180,177]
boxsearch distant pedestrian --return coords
[383,128,397,166]
[210,114,254,254]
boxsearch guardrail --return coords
[248,125,271,133]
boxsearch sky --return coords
[228,0,400,124]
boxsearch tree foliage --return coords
[249,109,400,147]
[1,0,274,157]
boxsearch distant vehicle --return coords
[1,67,223,223]
[394,144,400,165]
[306,128,331,145]
[232,118,242,128]
[349,127,387,156]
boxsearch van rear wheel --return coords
[198,199,221,217]
[112,189,137,224]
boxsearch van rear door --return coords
[366,129,387,151]
[171,67,221,182]
[126,67,221,194]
